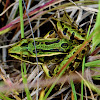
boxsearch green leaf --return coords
[85,60,100,67]
[92,1,100,52]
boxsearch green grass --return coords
[71,80,77,100]
[92,0,100,52]
[81,56,85,100]
[0,0,100,99]
[19,0,32,100]
[19,0,24,38]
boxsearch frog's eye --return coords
[61,43,68,48]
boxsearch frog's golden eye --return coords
[61,43,68,48]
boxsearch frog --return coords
[8,12,88,76]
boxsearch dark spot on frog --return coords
[70,66,74,71]
[70,32,75,40]
[42,49,59,52]
[82,49,86,54]
[69,62,74,71]
[81,35,85,37]
[72,26,75,29]
[45,40,60,45]
[77,30,81,33]
[76,54,78,57]
[66,49,70,53]
[40,42,43,44]
[63,31,66,35]
[74,58,81,62]
[60,22,64,27]
[73,51,75,54]
[21,43,28,47]
[77,40,84,44]
[64,28,68,32]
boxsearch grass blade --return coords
[92,0,100,52]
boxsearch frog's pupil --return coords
[61,43,68,48]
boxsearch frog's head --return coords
[8,39,30,57]
[8,45,22,54]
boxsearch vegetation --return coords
[0,0,100,100]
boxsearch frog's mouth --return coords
[9,53,29,58]
[9,54,38,64]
